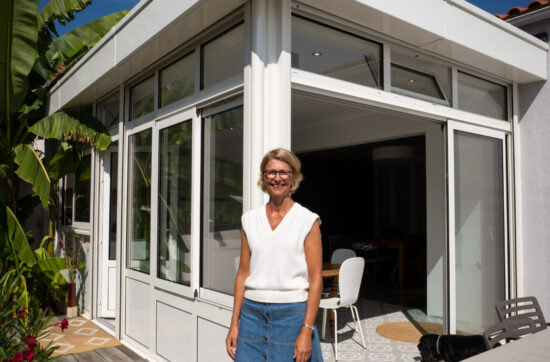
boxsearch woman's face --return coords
[263,159,293,198]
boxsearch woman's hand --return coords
[226,325,238,359]
[293,329,312,362]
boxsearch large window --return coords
[291,16,382,89]
[97,93,119,129]
[160,53,195,108]
[201,24,244,89]
[158,121,193,285]
[127,129,152,273]
[73,154,91,223]
[457,72,507,120]
[130,77,155,120]
[201,105,243,295]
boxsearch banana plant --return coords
[0,0,128,309]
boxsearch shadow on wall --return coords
[518,80,545,120]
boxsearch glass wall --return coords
[201,106,243,295]
[291,16,382,89]
[97,94,120,129]
[457,72,507,120]
[130,77,155,120]
[160,53,195,107]
[454,130,505,334]
[201,24,244,89]
[158,121,193,285]
[109,146,118,260]
[73,154,91,223]
[127,129,152,273]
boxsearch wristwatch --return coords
[303,323,315,331]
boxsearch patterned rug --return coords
[317,299,441,361]
[39,317,121,356]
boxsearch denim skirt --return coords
[235,298,323,362]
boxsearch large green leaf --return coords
[0,0,39,118]
[0,203,37,267]
[13,144,50,208]
[47,10,129,65]
[37,0,91,36]
[48,141,80,181]
[30,111,111,150]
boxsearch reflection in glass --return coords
[109,146,118,260]
[130,77,155,120]
[458,72,507,120]
[391,64,445,100]
[127,129,152,274]
[160,53,195,108]
[202,106,243,295]
[97,94,119,129]
[158,121,192,285]
[454,131,504,334]
[201,24,244,89]
[74,154,91,223]
[291,16,382,89]
[63,174,74,225]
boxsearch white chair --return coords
[234,256,240,273]
[330,248,356,264]
[320,257,366,360]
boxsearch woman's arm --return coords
[294,220,323,362]
[226,229,251,360]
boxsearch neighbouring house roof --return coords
[496,0,550,20]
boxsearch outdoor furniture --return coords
[483,316,539,350]
[465,326,550,361]
[330,248,356,264]
[320,257,366,360]
[495,296,547,332]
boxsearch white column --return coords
[249,0,292,208]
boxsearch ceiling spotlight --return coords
[409,79,415,83]
[312,51,322,56]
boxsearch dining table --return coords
[463,327,550,361]
[321,262,341,337]
[352,237,423,288]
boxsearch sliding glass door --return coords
[446,121,508,334]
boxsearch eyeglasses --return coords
[264,169,292,179]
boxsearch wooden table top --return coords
[322,263,340,278]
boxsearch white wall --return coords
[517,20,550,319]
[291,98,446,319]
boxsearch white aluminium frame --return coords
[445,120,510,334]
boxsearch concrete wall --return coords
[517,20,550,318]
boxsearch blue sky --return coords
[39,0,532,37]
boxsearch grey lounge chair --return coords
[483,316,539,349]
[495,296,547,333]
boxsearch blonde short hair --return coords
[257,148,303,194]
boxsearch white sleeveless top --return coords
[242,202,319,303]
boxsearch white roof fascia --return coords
[507,6,550,27]
[49,0,245,114]
[296,0,548,83]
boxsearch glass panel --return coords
[63,174,74,225]
[201,24,244,89]
[202,106,243,295]
[74,154,91,223]
[457,72,507,120]
[109,145,118,261]
[391,64,445,100]
[454,130,505,334]
[291,16,382,89]
[160,53,195,108]
[97,94,119,129]
[130,77,155,120]
[158,121,193,285]
[127,129,152,274]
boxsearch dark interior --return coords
[294,135,427,311]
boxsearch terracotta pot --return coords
[67,282,77,307]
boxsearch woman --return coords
[226,148,323,362]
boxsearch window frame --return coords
[198,98,244,308]
[390,62,450,106]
